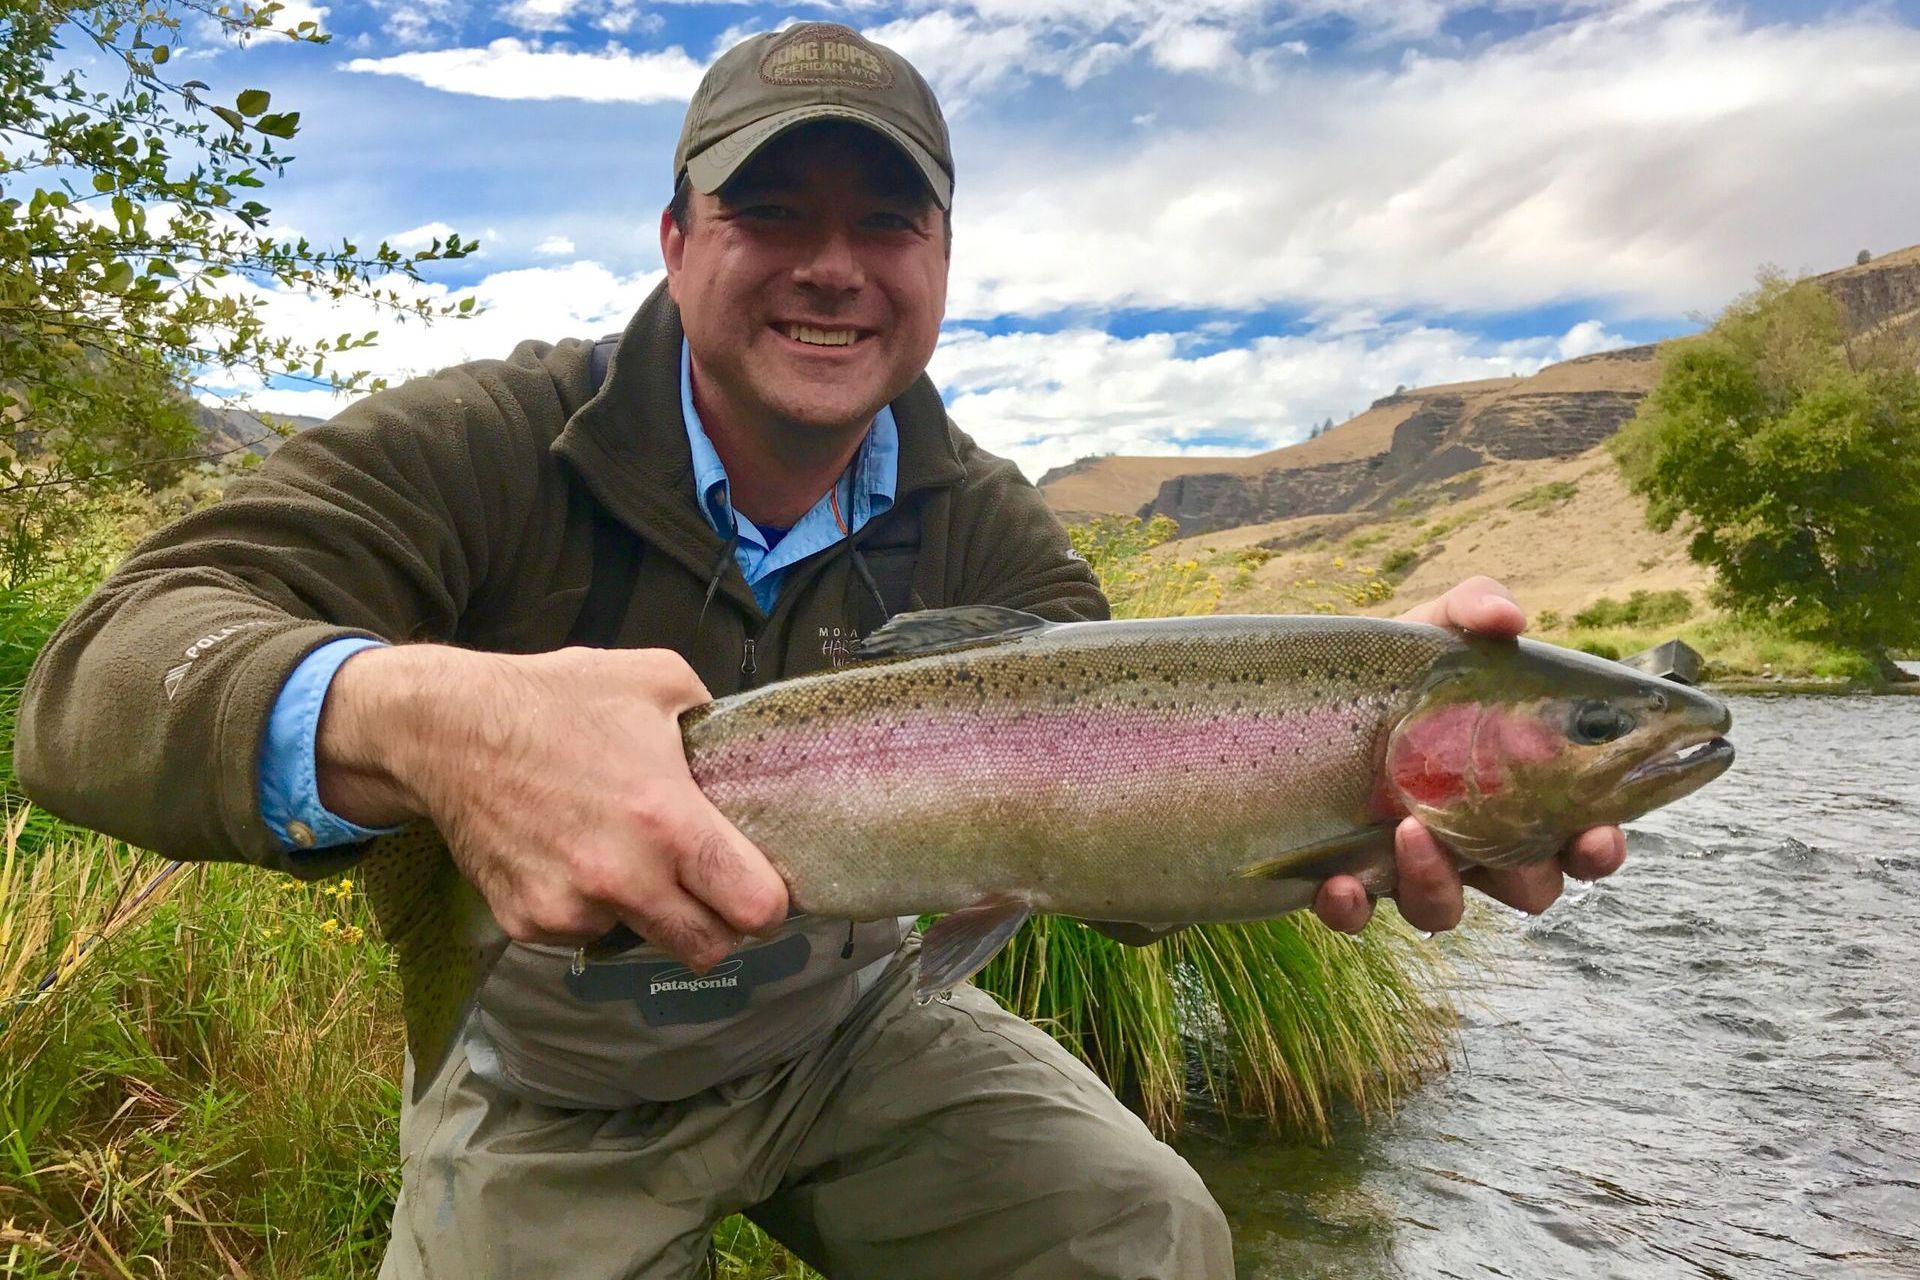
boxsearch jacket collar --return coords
[553,281,966,590]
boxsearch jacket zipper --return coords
[740,637,757,678]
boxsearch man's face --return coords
[662,124,949,438]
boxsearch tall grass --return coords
[980,915,1451,1140]
[0,822,399,1277]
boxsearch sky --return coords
[176,0,1920,480]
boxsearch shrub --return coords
[1572,589,1694,630]
[1508,480,1579,512]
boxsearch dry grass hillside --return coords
[1174,447,1711,624]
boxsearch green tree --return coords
[0,0,473,581]
[1612,273,1920,677]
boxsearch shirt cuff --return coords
[259,637,401,853]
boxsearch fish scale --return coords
[356,606,1734,1100]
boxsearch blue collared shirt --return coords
[680,340,897,611]
[259,340,902,852]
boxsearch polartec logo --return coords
[162,621,268,701]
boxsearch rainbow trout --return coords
[361,607,1734,1097]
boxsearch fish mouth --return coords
[1624,735,1735,785]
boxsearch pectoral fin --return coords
[1235,823,1400,887]
[915,894,1032,1001]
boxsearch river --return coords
[1181,679,1920,1279]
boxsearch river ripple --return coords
[1182,680,1920,1279]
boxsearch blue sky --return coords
[183,0,1920,478]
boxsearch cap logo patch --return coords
[760,23,894,89]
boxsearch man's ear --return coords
[660,207,685,298]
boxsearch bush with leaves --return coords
[1611,273,1920,674]
[0,0,473,578]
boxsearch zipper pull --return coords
[741,638,757,676]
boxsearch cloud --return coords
[387,220,458,251]
[346,38,706,101]
[501,0,589,33]
[533,234,577,255]
[943,6,1920,319]
[207,261,663,416]
[368,0,462,48]
[929,316,1627,480]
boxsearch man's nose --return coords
[790,225,865,293]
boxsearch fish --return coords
[358,606,1735,1099]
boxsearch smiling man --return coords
[17,22,1624,1280]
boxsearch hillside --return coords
[1039,245,1920,622]
[195,405,322,461]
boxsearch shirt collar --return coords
[679,339,898,543]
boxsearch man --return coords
[17,22,1625,1279]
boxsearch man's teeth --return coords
[785,324,857,347]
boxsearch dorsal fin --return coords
[849,605,1053,659]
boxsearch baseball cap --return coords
[674,23,954,209]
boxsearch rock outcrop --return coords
[1126,349,1657,535]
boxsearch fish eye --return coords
[1569,700,1635,745]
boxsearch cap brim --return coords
[683,103,952,209]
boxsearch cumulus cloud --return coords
[533,234,577,255]
[208,261,663,417]
[346,38,706,101]
[944,6,1920,319]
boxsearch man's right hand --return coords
[314,645,790,971]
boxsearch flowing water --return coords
[1181,680,1920,1279]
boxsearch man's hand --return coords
[1310,576,1629,935]
[316,645,789,971]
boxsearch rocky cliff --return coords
[1121,346,1658,535]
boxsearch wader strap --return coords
[566,334,643,650]
[568,508,643,649]
[588,332,619,394]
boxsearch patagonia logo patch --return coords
[760,24,893,89]
[564,930,814,1027]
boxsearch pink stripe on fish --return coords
[691,701,1389,799]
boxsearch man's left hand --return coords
[1310,575,1629,935]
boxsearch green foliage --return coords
[0,0,473,572]
[1069,514,1221,617]
[1508,480,1579,512]
[1572,588,1693,630]
[1067,512,1182,566]
[1612,272,1920,654]
[1533,608,1561,632]
[1378,546,1418,575]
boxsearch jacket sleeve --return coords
[14,349,571,874]
[947,436,1110,625]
